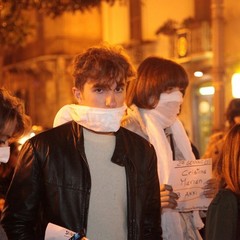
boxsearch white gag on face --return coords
[53,104,126,132]
[0,146,10,163]
[155,91,183,125]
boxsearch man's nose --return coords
[105,93,117,108]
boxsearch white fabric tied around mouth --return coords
[53,104,126,133]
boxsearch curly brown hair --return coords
[72,43,136,91]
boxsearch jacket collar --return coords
[111,128,128,166]
[71,121,128,167]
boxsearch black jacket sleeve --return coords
[1,140,43,239]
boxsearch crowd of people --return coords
[0,43,239,240]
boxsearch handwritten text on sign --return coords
[168,159,212,212]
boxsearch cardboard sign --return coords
[168,159,212,212]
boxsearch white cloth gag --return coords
[0,146,10,163]
[53,104,126,133]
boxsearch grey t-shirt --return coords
[83,128,127,239]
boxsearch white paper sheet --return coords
[45,223,76,240]
[168,158,212,211]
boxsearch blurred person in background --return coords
[205,123,240,240]
[202,98,240,176]
[0,87,31,240]
[122,56,216,240]
[0,142,20,214]
[1,44,162,240]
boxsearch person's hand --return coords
[202,178,217,198]
[160,184,179,209]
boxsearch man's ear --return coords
[72,87,82,104]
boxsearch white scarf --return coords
[0,146,10,163]
[53,104,126,132]
[140,91,195,182]
[139,91,203,239]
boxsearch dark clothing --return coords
[205,188,240,240]
[0,225,7,240]
[1,121,162,240]
[191,143,200,159]
[0,166,14,198]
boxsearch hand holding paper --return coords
[45,223,88,240]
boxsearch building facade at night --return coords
[1,0,240,155]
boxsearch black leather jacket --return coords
[1,122,162,240]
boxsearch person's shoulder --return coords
[119,127,152,148]
[211,189,239,207]
[38,122,73,136]
[121,105,147,139]
[121,106,139,128]
[120,126,144,138]
[118,127,156,164]
[209,131,225,142]
[29,122,75,145]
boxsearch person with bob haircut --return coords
[1,44,162,240]
[122,56,216,240]
[0,87,31,240]
[205,123,240,240]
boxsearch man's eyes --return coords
[93,87,125,93]
[94,88,104,93]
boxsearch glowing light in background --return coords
[194,71,203,77]
[232,73,240,98]
[199,86,215,95]
[18,125,44,148]
[199,101,211,114]
[18,132,36,146]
